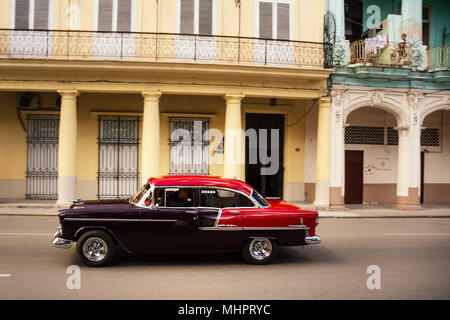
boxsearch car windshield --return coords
[251,189,269,208]
[130,182,151,204]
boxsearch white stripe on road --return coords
[0,232,53,236]
[0,274,11,277]
[384,233,450,237]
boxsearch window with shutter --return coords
[199,0,212,35]
[277,3,289,40]
[15,0,30,29]
[180,0,195,34]
[117,0,132,32]
[257,1,292,40]
[259,2,272,39]
[34,0,49,29]
[98,0,113,31]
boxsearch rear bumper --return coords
[305,235,321,244]
[52,227,73,249]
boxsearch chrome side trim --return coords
[199,227,242,231]
[199,226,309,231]
[64,218,176,223]
[64,218,139,222]
[244,226,309,231]
[140,219,177,222]
[214,209,223,228]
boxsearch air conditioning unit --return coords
[19,93,40,110]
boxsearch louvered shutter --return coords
[34,0,49,29]
[117,0,131,32]
[277,3,289,40]
[199,0,212,35]
[15,0,30,29]
[98,0,113,31]
[259,2,272,39]
[180,0,194,34]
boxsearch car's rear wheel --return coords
[242,238,277,265]
[77,230,115,267]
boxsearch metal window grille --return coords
[98,116,139,200]
[421,128,440,146]
[169,117,210,175]
[387,127,398,145]
[26,114,59,199]
[344,126,384,145]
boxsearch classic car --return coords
[52,176,320,266]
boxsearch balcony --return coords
[429,45,450,70]
[349,39,412,67]
[0,29,332,70]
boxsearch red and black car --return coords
[52,176,320,266]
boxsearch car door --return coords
[139,187,198,253]
[196,188,245,252]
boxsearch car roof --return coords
[148,176,253,195]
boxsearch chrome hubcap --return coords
[249,238,272,260]
[83,237,107,262]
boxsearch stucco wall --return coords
[2,0,325,42]
[0,93,309,200]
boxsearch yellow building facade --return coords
[0,0,331,204]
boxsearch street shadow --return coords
[103,244,341,268]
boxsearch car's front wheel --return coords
[242,238,278,265]
[77,230,115,267]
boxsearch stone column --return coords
[329,91,346,210]
[223,94,245,180]
[314,97,331,208]
[56,90,79,205]
[401,0,423,41]
[405,91,424,209]
[141,91,162,185]
[395,127,411,209]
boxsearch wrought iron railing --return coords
[429,45,450,70]
[350,39,412,66]
[0,29,332,69]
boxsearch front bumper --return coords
[52,227,73,249]
[305,235,321,244]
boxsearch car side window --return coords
[156,187,194,207]
[238,194,256,207]
[200,188,238,208]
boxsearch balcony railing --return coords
[0,29,332,69]
[350,39,412,66]
[429,45,450,70]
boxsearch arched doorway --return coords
[344,107,399,204]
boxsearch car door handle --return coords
[229,210,240,215]
[185,210,196,214]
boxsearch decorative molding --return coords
[370,92,382,107]
[394,126,409,137]
[331,89,345,122]
[407,91,424,126]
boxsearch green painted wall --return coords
[359,0,449,48]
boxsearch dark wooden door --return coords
[345,150,364,204]
[245,114,285,199]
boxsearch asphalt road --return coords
[0,216,449,299]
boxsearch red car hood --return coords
[266,200,316,213]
